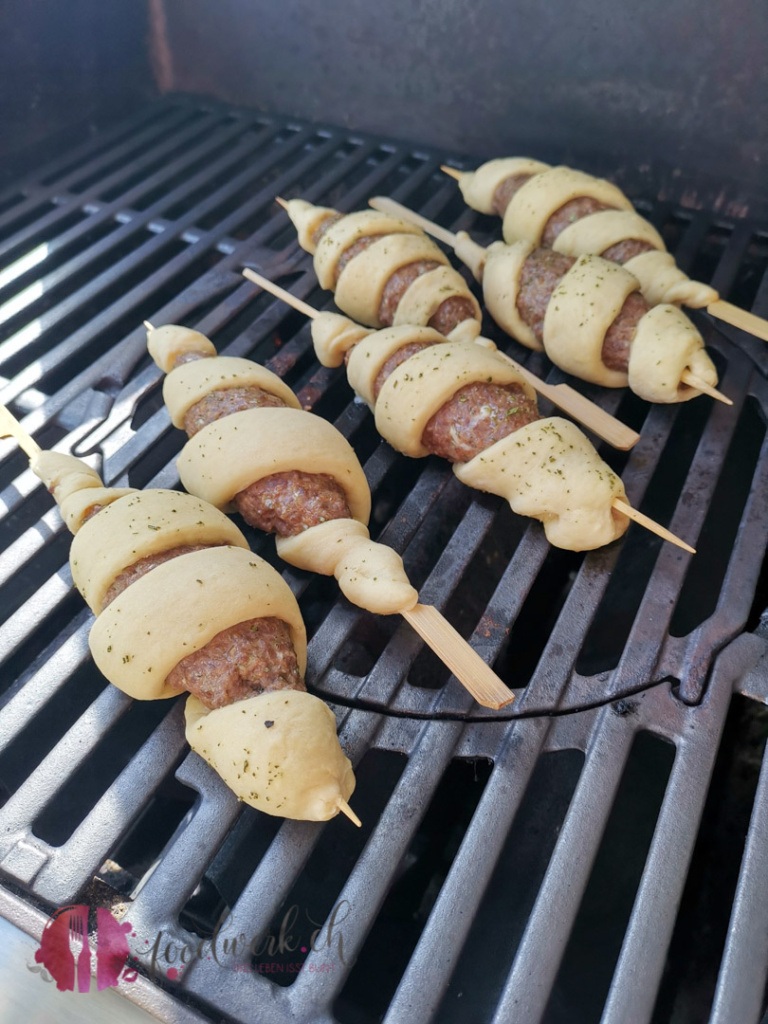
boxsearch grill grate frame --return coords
[1,95,768,1023]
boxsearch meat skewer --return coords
[443,160,768,343]
[0,405,360,824]
[277,197,640,451]
[242,268,697,556]
[144,321,516,710]
[369,195,730,407]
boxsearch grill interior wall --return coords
[1,93,768,1024]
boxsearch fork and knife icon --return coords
[67,907,92,993]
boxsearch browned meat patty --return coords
[103,543,212,608]
[422,382,540,463]
[492,173,533,217]
[428,296,479,337]
[184,386,287,436]
[379,259,441,324]
[372,341,440,400]
[234,470,351,536]
[601,291,649,371]
[542,197,610,246]
[335,235,377,282]
[311,212,343,248]
[517,248,576,345]
[601,238,656,263]
[166,616,304,709]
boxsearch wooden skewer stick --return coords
[145,306,514,710]
[441,165,464,181]
[242,269,696,557]
[680,371,732,405]
[612,499,695,554]
[370,196,733,410]
[337,798,362,827]
[707,300,768,344]
[0,404,42,459]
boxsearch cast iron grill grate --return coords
[1,95,768,1024]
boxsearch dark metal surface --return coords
[0,96,768,1023]
[149,0,768,216]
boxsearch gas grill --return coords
[2,27,768,1024]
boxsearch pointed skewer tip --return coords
[440,165,464,181]
[337,799,362,827]
[275,196,289,210]
[613,498,696,554]
[0,403,42,459]
[143,320,155,331]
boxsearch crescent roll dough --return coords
[145,325,418,615]
[455,160,718,308]
[454,418,626,551]
[147,324,217,372]
[315,316,629,551]
[30,444,358,823]
[185,690,355,821]
[70,489,247,614]
[163,355,301,428]
[284,200,482,339]
[89,545,307,701]
[176,406,372,521]
[31,451,135,533]
[478,241,718,402]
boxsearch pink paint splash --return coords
[34,904,136,993]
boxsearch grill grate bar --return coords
[30,704,188,904]
[381,716,554,1023]
[0,686,133,855]
[0,105,210,239]
[180,707,380,949]
[710,674,768,1023]
[287,723,467,1009]
[128,757,243,920]
[491,708,637,1023]
[0,109,224,275]
[0,614,90,744]
[601,662,736,1022]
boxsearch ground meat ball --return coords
[378,259,440,324]
[601,239,656,264]
[166,616,304,709]
[103,544,212,607]
[542,197,610,246]
[233,471,351,536]
[422,382,539,463]
[601,291,650,371]
[517,249,575,346]
[335,235,377,282]
[372,341,440,400]
[311,212,343,248]
[492,174,533,217]
[184,386,286,436]
[428,296,479,337]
